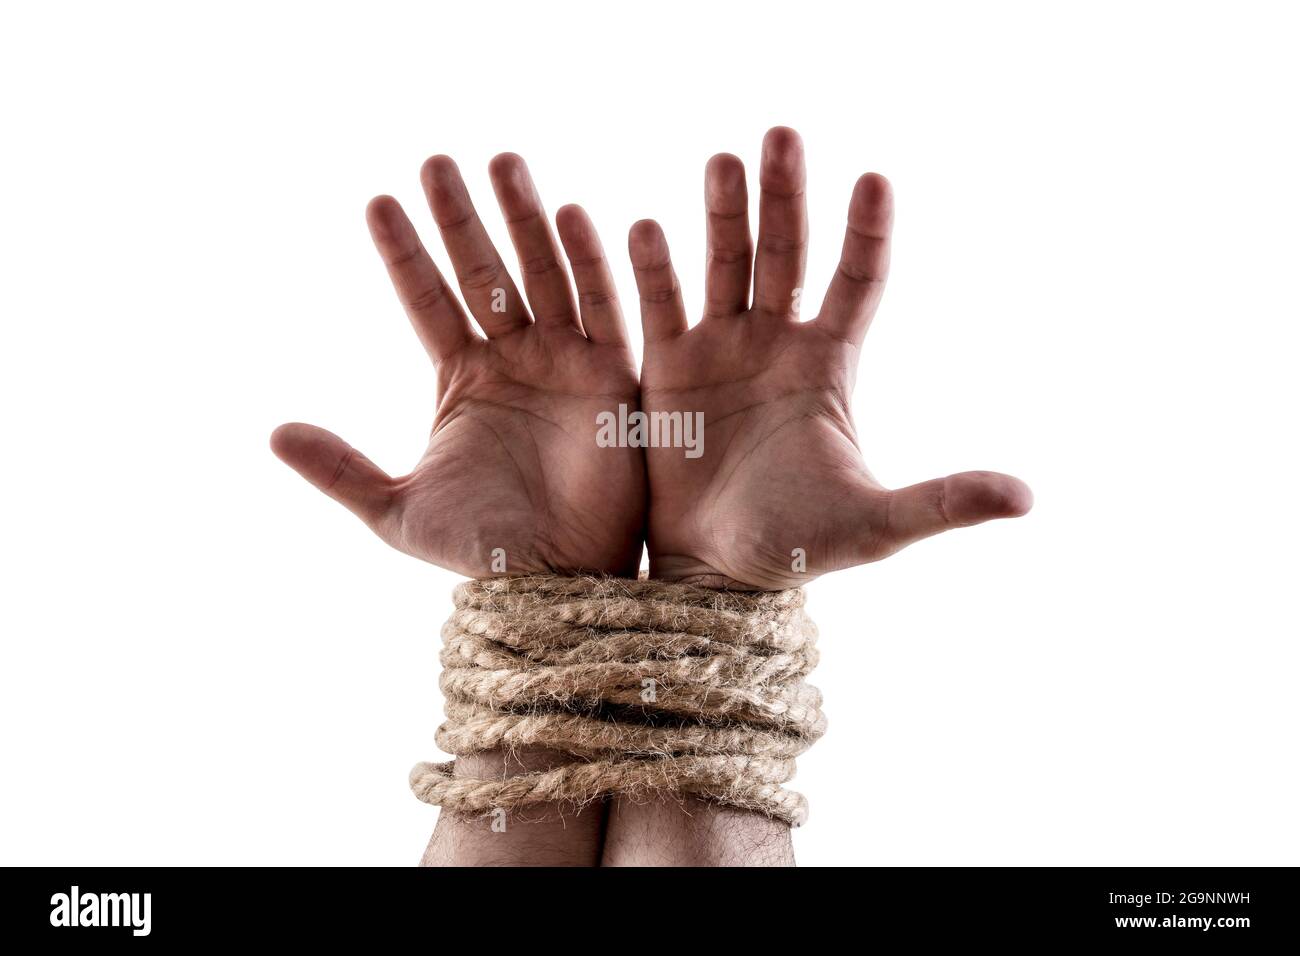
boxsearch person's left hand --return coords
[630,127,1031,590]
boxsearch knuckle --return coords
[708,246,752,265]
[758,233,807,255]
[520,255,562,277]
[406,282,447,314]
[640,284,680,305]
[458,260,506,290]
[579,290,618,307]
[386,244,426,268]
[835,261,885,287]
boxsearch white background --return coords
[2,1,1296,866]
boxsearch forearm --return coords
[602,795,793,867]
[599,574,798,868]
[420,746,606,867]
[417,573,815,867]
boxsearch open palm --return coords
[273,154,644,578]
[631,128,1030,590]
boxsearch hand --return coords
[630,127,1031,590]
[272,154,644,578]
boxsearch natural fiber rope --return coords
[409,574,826,827]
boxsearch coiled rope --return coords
[409,574,825,826]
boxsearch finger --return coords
[270,423,395,528]
[555,204,629,347]
[703,153,752,318]
[365,196,474,362]
[817,173,893,344]
[488,153,581,334]
[419,155,531,338]
[752,127,808,317]
[882,471,1033,553]
[628,219,687,343]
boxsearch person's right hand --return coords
[630,127,1031,590]
[272,154,645,579]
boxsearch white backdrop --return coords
[2,1,1296,866]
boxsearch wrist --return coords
[647,554,782,592]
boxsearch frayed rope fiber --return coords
[409,574,826,827]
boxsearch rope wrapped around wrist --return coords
[409,574,826,827]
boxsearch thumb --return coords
[884,470,1032,552]
[270,422,395,528]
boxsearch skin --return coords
[607,127,1031,864]
[272,154,641,865]
[632,127,1031,591]
[272,128,1031,866]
